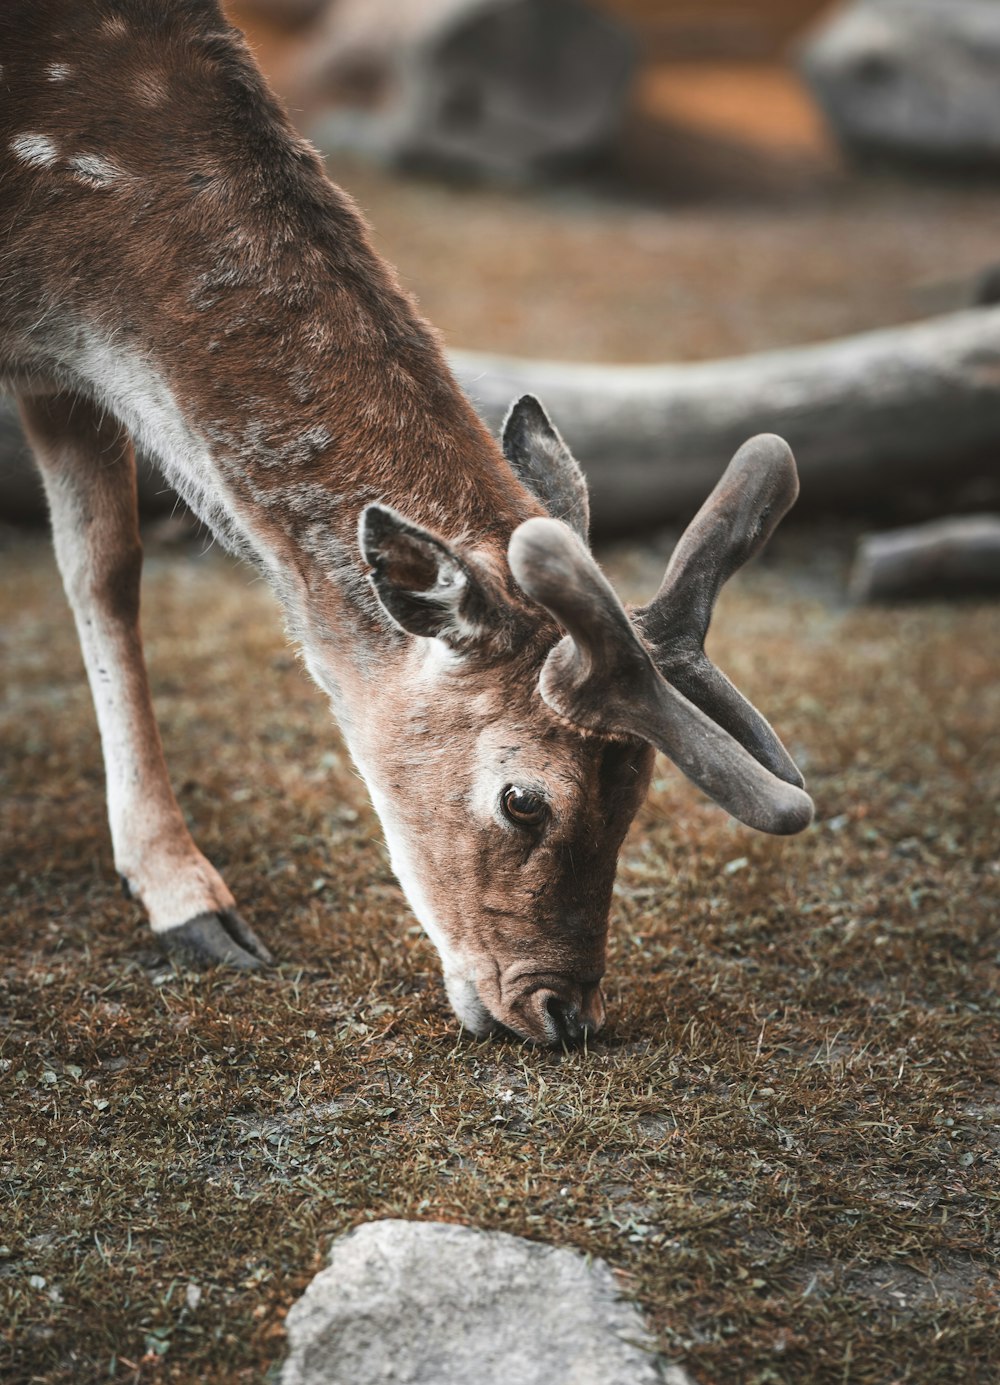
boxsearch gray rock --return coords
[303,0,635,182]
[280,1219,679,1385]
[800,0,1000,166]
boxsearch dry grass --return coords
[2,521,997,1384]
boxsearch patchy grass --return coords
[1,524,998,1384]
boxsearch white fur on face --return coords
[355,757,495,1035]
[443,974,497,1037]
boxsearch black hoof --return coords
[160,909,274,971]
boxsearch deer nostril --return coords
[544,994,586,1047]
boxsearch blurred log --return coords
[5,307,1000,529]
[850,516,1000,602]
[232,0,327,27]
[301,0,636,181]
[0,404,43,523]
[450,306,1000,529]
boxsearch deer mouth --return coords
[504,981,607,1047]
[454,969,607,1047]
[444,970,606,1047]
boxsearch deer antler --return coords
[634,433,805,788]
[508,434,813,835]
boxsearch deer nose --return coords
[538,985,606,1047]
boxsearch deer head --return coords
[352,398,813,1045]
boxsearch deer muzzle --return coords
[502,976,607,1047]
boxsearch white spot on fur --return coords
[102,15,128,38]
[421,638,463,677]
[47,63,72,81]
[10,134,58,169]
[70,153,121,188]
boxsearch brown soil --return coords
[3,523,998,1384]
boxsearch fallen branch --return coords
[450,306,1000,528]
[850,516,1000,602]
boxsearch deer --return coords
[1,0,814,1046]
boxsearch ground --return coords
[3,516,998,1384]
[3,99,1000,1385]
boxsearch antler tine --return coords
[634,434,805,787]
[509,516,814,836]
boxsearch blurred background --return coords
[222,0,1000,371]
[220,0,1000,575]
[6,0,1000,546]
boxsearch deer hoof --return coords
[160,909,274,970]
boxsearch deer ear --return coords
[502,395,590,544]
[359,504,494,645]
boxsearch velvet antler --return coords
[508,434,813,835]
[634,433,805,787]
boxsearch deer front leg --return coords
[19,391,272,969]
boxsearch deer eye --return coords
[501,785,549,829]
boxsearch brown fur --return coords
[0,1,535,563]
[0,0,624,1042]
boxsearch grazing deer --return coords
[1,0,813,1045]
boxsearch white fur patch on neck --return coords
[46,321,301,618]
[420,637,463,678]
[362,776,450,956]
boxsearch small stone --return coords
[280,1220,680,1385]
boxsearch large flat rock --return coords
[800,0,1000,165]
[281,1219,682,1385]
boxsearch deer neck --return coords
[66,250,537,706]
[1,9,540,697]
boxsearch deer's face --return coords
[355,400,815,1045]
[353,654,654,1043]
